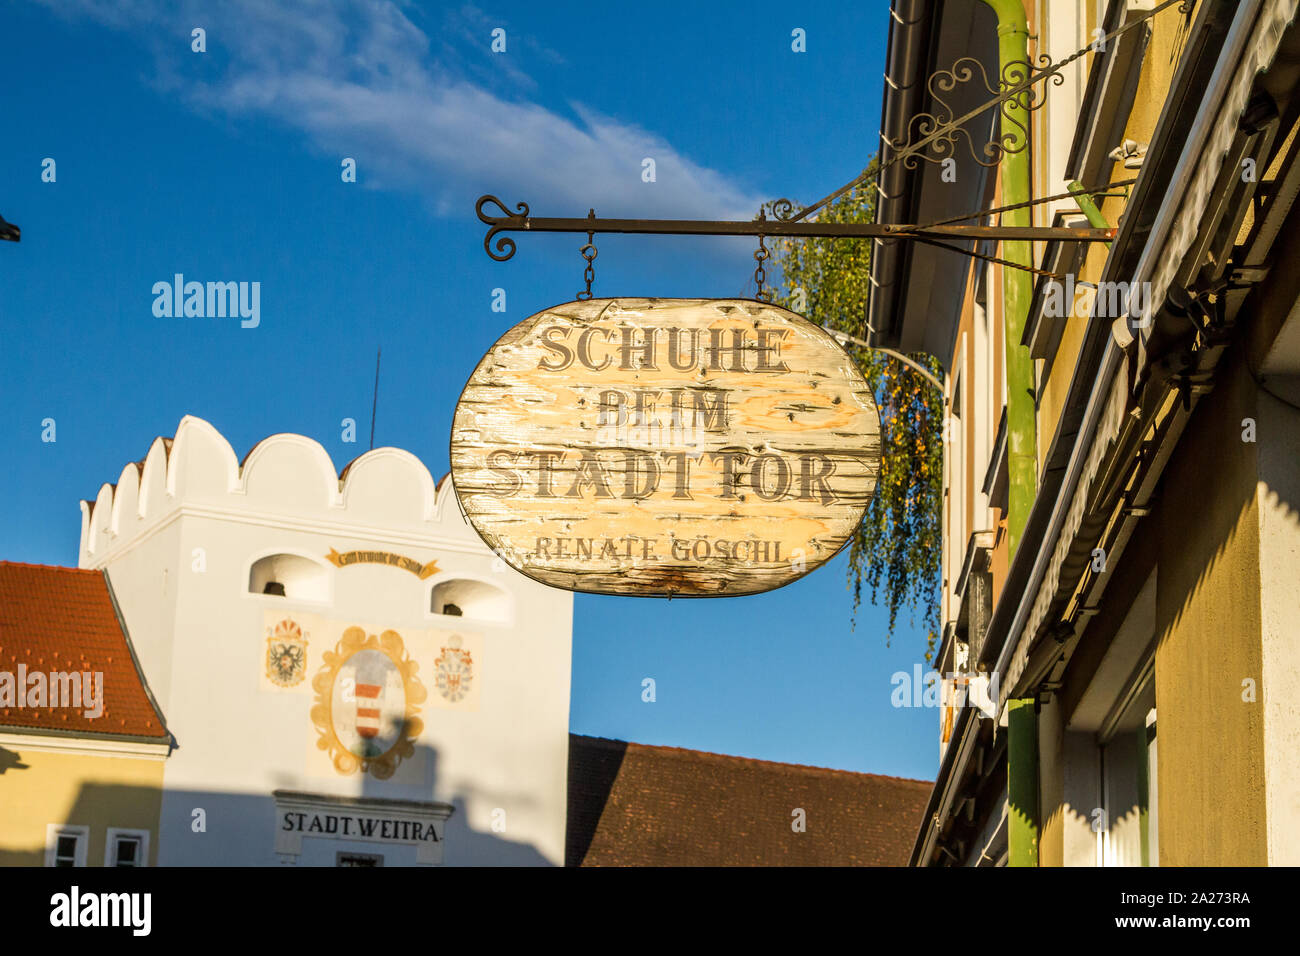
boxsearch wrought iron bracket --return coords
[473,2,1190,265]
[768,0,1191,223]
[476,195,1114,263]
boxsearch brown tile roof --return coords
[567,734,931,866]
[0,562,169,741]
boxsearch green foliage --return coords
[766,161,943,657]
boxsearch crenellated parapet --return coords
[79,415,470,566]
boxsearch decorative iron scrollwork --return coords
[885,0,1191,175]
[770,198,797,222]
[476,195,530,262]
[769,0,1190,223]
[893,53,1062,172]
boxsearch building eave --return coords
[868,0,999,370]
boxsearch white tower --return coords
[79,415,573,866]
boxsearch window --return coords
[45,825,88,867]
[1143,708,1158,865]
[54,835,80,867]
[1063,571,1159,866]
[945,337,968,626]
[106,828,149,867]
[1100,669,1157,866]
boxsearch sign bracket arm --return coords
[476,195,1116,264]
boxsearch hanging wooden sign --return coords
[449,298,880,597]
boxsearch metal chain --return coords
[576,227,597,300]
[754,234,770,301]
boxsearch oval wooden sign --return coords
[449,298,880,597]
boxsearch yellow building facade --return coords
[0,562,172,866]
[0,743,166,867]
[869,0,1300,866]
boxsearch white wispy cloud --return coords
[40,0,764,220]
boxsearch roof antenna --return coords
[369,347,381,451]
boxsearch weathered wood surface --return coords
[450,298,880,597]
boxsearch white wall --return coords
[81,416,573,866]
[1257,390,1300,865]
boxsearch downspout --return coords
[1007,698,1040,866]
[980,0,1039,868]
[982,0,1037,557]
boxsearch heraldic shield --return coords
[266,618,309,688]
[434,634,473,703]
[310,627,425,779]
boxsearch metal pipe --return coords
[980,0,1037,561]
[980,0,1038,869]
[1067,180,1114,250]
[824,327,945,392]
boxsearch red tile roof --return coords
[0,562,169,741]
[567,734,931,866]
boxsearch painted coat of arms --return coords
[266,618,309,687]
[310,627,425,779]
[434,635,473,703]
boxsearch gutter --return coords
[0,726,172,749]
[978,0,1038,868]
[869,0,934,346]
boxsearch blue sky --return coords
[1,0,938,780]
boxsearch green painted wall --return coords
[1007,697,1040,865]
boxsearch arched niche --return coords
[248,552,331,603]
[429,577,512,625]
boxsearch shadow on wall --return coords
[357,742,552,867]
[0,747,30,774]
[1156,358,1299,641]
[564,738,627,867]
[0,741,553,866]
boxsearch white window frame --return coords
[947,336,968,616]
[104,827,150,867]
[45,824,89,867]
